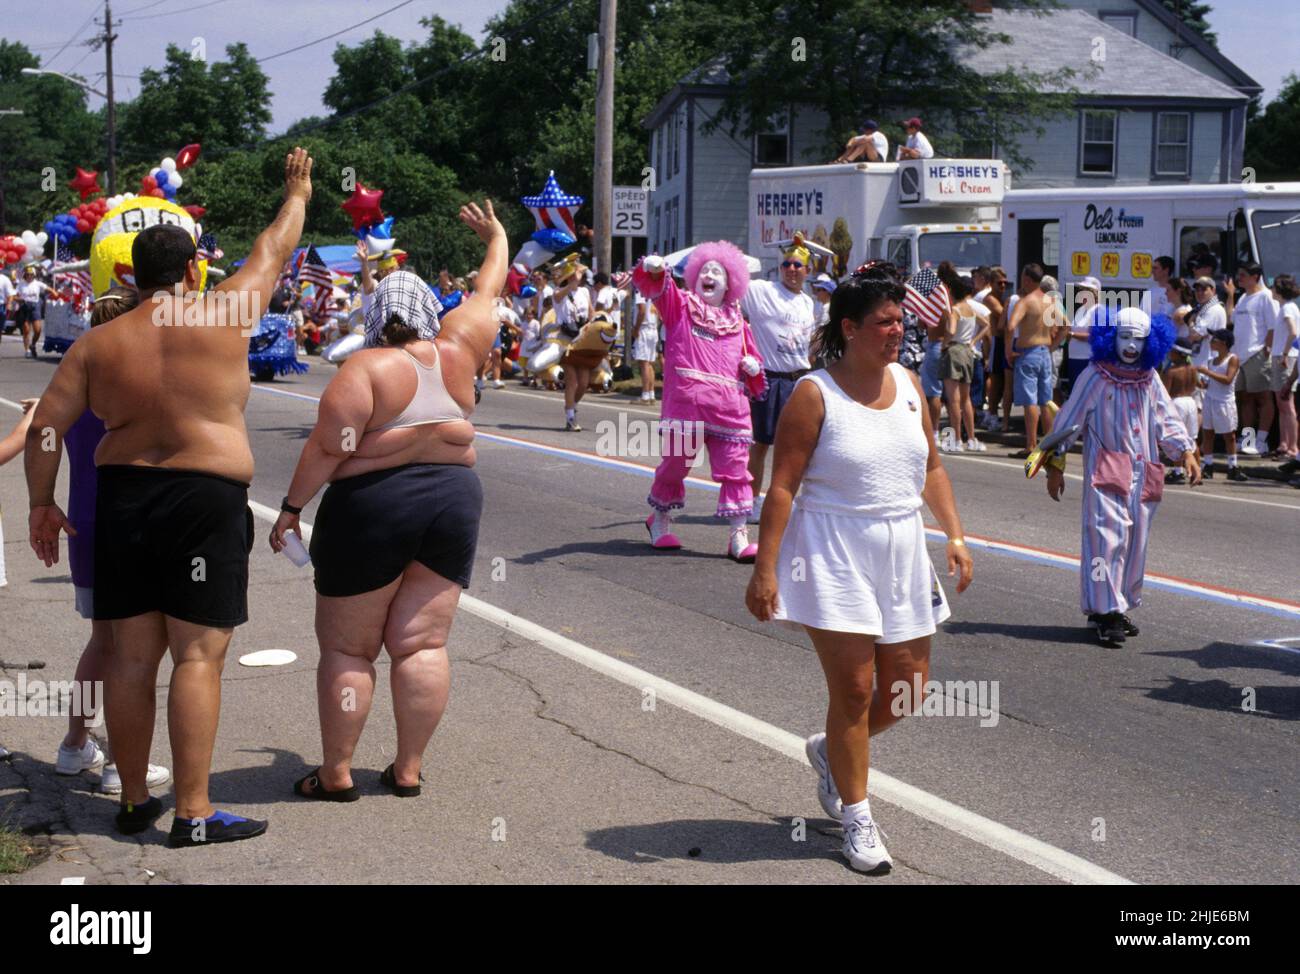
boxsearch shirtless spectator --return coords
[1006,263,1057,456]
[25,147,313,847]
[834,120,888,164]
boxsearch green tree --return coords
[0,41,103,233]
[1244,73,1300,181]
[1161,0,1217,47]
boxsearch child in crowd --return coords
[1162,341,1201,484]
[1197,328,1247,482]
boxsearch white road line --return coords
[246,499,1133,885]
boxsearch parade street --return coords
[3,340,1297,886]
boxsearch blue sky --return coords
[7,0,1290,135]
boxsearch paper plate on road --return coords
[238,649,298,667]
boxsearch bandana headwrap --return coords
[364,270,443,347]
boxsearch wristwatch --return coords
[280,496,303,516]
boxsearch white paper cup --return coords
[282,530,311,568]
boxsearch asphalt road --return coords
[2,334,1298,885]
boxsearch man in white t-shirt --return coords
[898,117,934,160]
[834,120,889,163]
[1268,275,1299,461]
[1228,261,1278,454]
[15,265,57,358]
[741,240,816,497]
[1139,255,1176,320]
[0,270,15,329]
[1064,277,1100,398]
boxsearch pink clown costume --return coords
[1048,308,1195,642]
[632,241,766,561]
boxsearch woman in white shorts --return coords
[631,294,661,402]
[1197,328,1245,480]
[746,268,973,874]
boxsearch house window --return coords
[1154,112,1190,176]
[652,204,660,252]
[753,108,791,167]
[1080,110,1117,175]
[1099,12,1137,37]
[670,198,679,252]
[672,108,682,177]
[654,129,663,186]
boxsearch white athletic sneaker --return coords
[965,438,987,452]
[843,815,892,873]
[804,733,842,819]
[55,740,106,776]
[100,763,172,795]
[492,380,505,389]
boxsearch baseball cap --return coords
[1193,276,1217,289]
[812,274,837,293]
[1208,327,1233,348]
[861,119,878,131]
[1172,341,1194,356]
[1072,276,1101,291]
[904,116,922,129]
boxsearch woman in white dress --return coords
[746,267,973,874]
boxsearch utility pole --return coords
[101,0,119,195]
[592,0,616,274]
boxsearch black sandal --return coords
[293,768,360,802]
[381,763,422,798]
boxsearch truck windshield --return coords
[1250,210,1300,280]
[918,232,1002,272]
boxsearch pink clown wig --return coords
[683,240,751,307]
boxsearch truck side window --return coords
[887,238,911,271]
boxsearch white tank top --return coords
[796,364,929,519]
[1203,355,1235,405]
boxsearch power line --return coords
[256,0,416,64]
[43,8,99,68]
[120,0,232,20]
[119,0,170,13]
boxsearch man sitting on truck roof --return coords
[833,120,889,164]
[897,118,934,160]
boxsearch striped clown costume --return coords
[633,242,766,560]
[1050,308,1196,617]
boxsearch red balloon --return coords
[176,143,201,169]
[340,183,385,231]
[183,204,207,220]
[68,166,102,200]
[141,174,157,191]
[76,219,91,232]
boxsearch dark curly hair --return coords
[381,311,420,346]
[818,267,906,362]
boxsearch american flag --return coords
[294,244,334,289]
[53,241,92,295]
[903,266,950,330]
[196,232,223,262]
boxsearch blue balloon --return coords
[372,215,394,239]
[532,227,575,252]
[439,289,464,312]
[520,284,537,298]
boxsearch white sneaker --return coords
[965,438,987,452]
[55,740,106,775]
[804,733,842,819]
[843,815,892,873]
[100,763,172,794]
[493,380,505,389]
[941,441,964,454]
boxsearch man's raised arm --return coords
[216,147,313,326]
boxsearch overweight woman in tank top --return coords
[746,268,973,874]
[269,201,507,801]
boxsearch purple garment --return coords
[65,410,105,589]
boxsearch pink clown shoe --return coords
[726,530,758,563]
[646,514,682,550]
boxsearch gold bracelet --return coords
[947,538,966,547]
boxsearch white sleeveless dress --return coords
[773,364,951,641]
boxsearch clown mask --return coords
[695,260,728,307]
[1114,309,1151,365]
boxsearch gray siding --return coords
[1068,0,1247,92]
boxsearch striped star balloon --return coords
[520,171,584,237]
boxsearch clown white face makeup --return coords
[1115,322,1150,365]
[696,260,728,307]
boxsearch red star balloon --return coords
[69,167,102,200]
[183,204,207,220]
[176,143,201,169]
[341,184,385,231]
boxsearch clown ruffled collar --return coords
[679,288,745,337]
[1095,361,1153,386]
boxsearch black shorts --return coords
[94,465,253,627]
[14,303,38,325]
[310,463,483,597]
[750,373,802,446]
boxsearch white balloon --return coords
[161,157,177,172]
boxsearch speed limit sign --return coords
[613,186,649,238]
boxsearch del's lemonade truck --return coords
[1000,180,1300,298]
[747,158,1009,279]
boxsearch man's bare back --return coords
[1164,362,1198,399]
[1013,290,1053,350]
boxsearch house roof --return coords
[962,9,1248,103]
[644,7,1249,128]
[1129,0,1262,97]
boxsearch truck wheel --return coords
[252,365,275,382]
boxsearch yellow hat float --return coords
[90,196,207,296]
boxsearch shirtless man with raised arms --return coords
[25,147,313,846]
